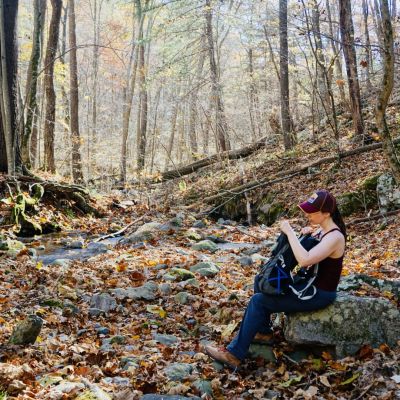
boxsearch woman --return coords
[204,189,346,368]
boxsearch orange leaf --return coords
[115,260,128,272]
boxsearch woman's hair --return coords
[331,206,347,241]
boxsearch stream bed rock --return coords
[9,315,43,345]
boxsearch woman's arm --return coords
[281,221,342,267]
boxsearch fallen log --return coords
[187,137,400,210]
[151,135,269,182]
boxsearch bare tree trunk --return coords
[90,0,103,144]
[165,95,179,170]
[120,10,139,183]
[375,0,400,183]
[149,86,161,173]
[279,0,293,150]
[22,0,46,168]
[339,0,365,139]
[136,0,149,172]
[68,0,83,182]
[362,0,373,92]
[311,0,329,111]
[59,4,70,150]
[188,35,206,158]
[0,0,19,174]
[204,0,230,152]
[326,1,347,110]
[43,0,62,173]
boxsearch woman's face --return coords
[305,211,330,226]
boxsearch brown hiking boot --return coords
[203,345,241,368]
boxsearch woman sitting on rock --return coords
[204,189,346,368]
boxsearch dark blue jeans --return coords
[226,282,336,360]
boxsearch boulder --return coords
[191,240,218,253]
[377,173,400,213]
[190,262,220,277]
[169,268,195,281]
[9,315,43,345]
[153,333,179,346]
[111,282,158,301]
[121,222,163,244]
[284,293,400,358]
[338,274,400,300]
[164,363,194,382]
[90,293,117,314]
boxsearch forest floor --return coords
[0,109,400,399]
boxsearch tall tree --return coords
[311,0,328,111]
[68,0,83,182]
[90,0,103,143]
[279,0,293,150]
[120,10,138,183]
[375,0,400,183]
[362,0,373,92]
[339,0,364,139]
[325,0,347,109]
[0,0,19,174]
[204,0,230,152]
[21,0,46,168]
[136,0,150,172]
[43,0,62,173]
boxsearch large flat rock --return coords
[284,293,400,358]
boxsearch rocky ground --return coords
[0,207,399,399]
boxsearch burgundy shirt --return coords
[313,228,345,292]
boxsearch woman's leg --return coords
[227,293,274,360]
[227,290,336,361]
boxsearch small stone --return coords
[120,356,139,370]
[62,301,80,316]
[190,262,220,277]
[192,220,206,229]
[28,248,37,257]
[77,329,87,337]
[169,268,195,281]
[248,344,276,362]
[238,256,254,266]
[110,335,126,345]
[174,292,190,304]
[111,281,159,301]
[205,235,228,243]
[37,245,45,250]
[185,229,202,241]
[153,333,179,346]
[9,314,43,345]
[90,293,117,313]
[177,278,200,288]
[154,263,168,270]
[96,327,110,335]
[159,283,172,295]
[66,238,85,249]
[164,363,194,381]
[191,240,218,253]
[88,308,103,317]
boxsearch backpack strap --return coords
[320,228,341,240]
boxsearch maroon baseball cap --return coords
[299,190,337,214]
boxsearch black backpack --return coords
[255,233,320,300]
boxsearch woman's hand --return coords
[300,226,314,235]
[280,219,293,236]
